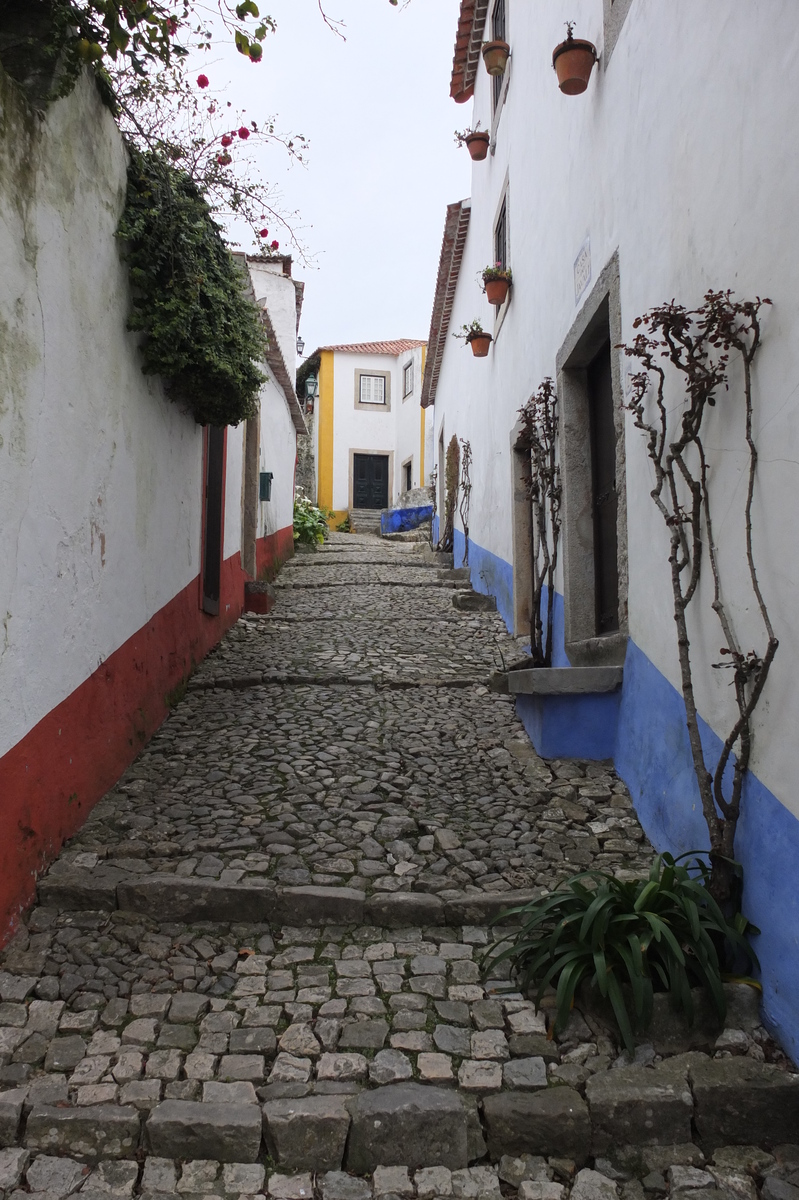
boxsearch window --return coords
[403,361,414,398]
[403,460,413,492]
[354,369,391,410]
[359,375,386,405]
[491,0,506,111]
[495,195,508,272]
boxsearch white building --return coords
[0,67,304,935]
[423,0,799,1059]
[304,340,428,527]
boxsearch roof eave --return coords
[450,0,489,104]
[421,199,472,411]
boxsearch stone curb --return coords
[274,581,450,591]
[15,1065,799,1170]
[36,875,541,927]
[186,674,486,693]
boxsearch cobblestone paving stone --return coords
[5,535,795,1196]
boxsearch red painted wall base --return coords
[256,524,294,578]
[0,526,292,941]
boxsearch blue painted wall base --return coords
[516,689,621,760]
[453,529,514,630]
[615,638,799,1066]
[436,532,799,1062]
[381,505,433,535]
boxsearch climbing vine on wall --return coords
[517,378,561,667]
[459,439,473,566]
[622,291,777,903]
[438,435,460,553]
[117,148,265,426]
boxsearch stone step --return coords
[36,875,541,926]
[453,590,497,612]
[8,1064,799,1174]
[348,510,382,534]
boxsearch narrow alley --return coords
[0,536,794,1198]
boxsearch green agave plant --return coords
[484,853,759,1052]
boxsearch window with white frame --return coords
[491,0,506,111]
[359,374,386,405]
[403,361,414,397]
[495,193,508,272]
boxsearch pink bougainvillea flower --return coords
[238,126,250,140]
[270,240,279,250]
[259,229,269,238]
[217,152,232,165]
[221,135,233,147]
[166,16,178,35]
[197,74,209,88]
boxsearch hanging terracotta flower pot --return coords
[552,27,597,95]
[482,39,510,77]
[482,264,512,307]
[468,333,493,358]
[465,131,490,161]
[485,277,510,306]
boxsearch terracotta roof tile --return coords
[315,339,427,356]
[421,200,471,410]
[450,0,489,103]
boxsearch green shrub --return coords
[117,148,266,427]
[483,853,758,1051]
[293,491,330,547]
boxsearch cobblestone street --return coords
[47,534,652,903]
[0,537,796,1200]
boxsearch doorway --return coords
[202,426,225,615]
[556,252,627,664]
[587,340,619,634]
[353,453,389,509]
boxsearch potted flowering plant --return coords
[455,124,490,162]
[455,319,493,358]
[482,38,510,76]
[482,263,512,306]
[552,22,597,94]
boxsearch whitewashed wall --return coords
[394,345,425,493]
[258,373,297,540]
[432,0,799,814]
[429,0,799,1058]
[330,351,398,510]
[0,68,210,761]
[246,260,301,540]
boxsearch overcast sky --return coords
[198,0,471,358]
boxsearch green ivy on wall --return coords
[117,147,265,427]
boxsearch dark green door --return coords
[353,454,389,508]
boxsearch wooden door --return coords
[202,426,225,615]
[587,342,619,635]
[353,454,389,509]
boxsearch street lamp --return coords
[304,374,318,413]
[296,337,305,357]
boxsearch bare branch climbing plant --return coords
[517,379,562,667]
[459,439,473,567]
[438,436,460,554]
[621,291,777,901]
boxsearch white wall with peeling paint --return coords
[0,65,296,762]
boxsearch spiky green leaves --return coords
[483,853,759,1052]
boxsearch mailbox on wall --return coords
[259,471,273,501]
